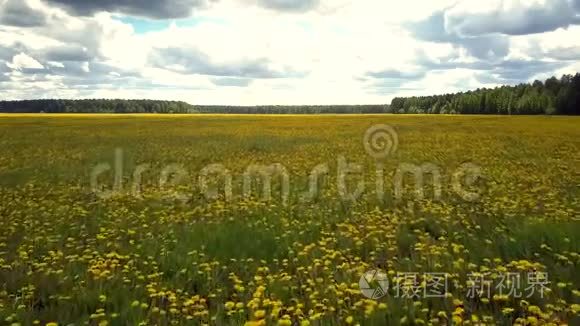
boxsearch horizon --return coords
[1,72,576,107]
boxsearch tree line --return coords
[0,100,388,114]
[0,99,198,113]
[195,105,388,114]
[390,73,580,115]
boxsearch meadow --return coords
[0,114,578,325]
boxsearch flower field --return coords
[0,114,578,325]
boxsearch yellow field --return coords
[0,115,578,325]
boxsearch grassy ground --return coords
[0,114,578,325]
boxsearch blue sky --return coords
[116,16,172,33]
[115,15,227,34]
[1,0,580,104]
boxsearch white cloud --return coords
[47,61,64,68]
[6,52,44,70]
[0,0,578,104]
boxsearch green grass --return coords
[0,114,578,325]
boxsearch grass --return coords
[0,114,578,325]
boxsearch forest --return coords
[0,99,198,113]
[391,73,580,115]
[0,100,387,114]
[195,105,388,114]
[0,73,578,115]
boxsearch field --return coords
[0,114,578,325]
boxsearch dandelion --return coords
[254,310,266,319]
[225,302,235,310]
[502,308,514,315]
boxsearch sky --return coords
[0,0,579,105]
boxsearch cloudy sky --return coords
[1,0,579,105]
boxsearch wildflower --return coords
[225,301,235,310]
[254,310,266,319]
[502,308,514,315]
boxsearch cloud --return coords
[408,12,510,60]
[478,59,567,82]
[40,45,92,62]
[149,46,297,78]
[363,68,427,94]
[509,26,580,62]
[445,0,580,36]
[211,77,253,87]
[0,0,47,27]
[415,52,567,84]
[0,44,19,61]
[409,11,454,43]
[407,0,580,63]
[367,69,426,80]
[42,0,214,19]
[6,52,44,70]
[0,59,10,82]
[253,0,319,12]
[411,0,580,42]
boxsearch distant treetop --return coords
[390,73,580,115]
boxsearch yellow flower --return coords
[245,321,266,326]
[345,316,354,324]
[557,282,566,289]
[225,301,235,310]
[528,305,542,315]
[526,316,538,325]
[254,310,266,319]
[502,308,514,315]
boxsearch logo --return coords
[363,124,398,159]
[359,269,389,299]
